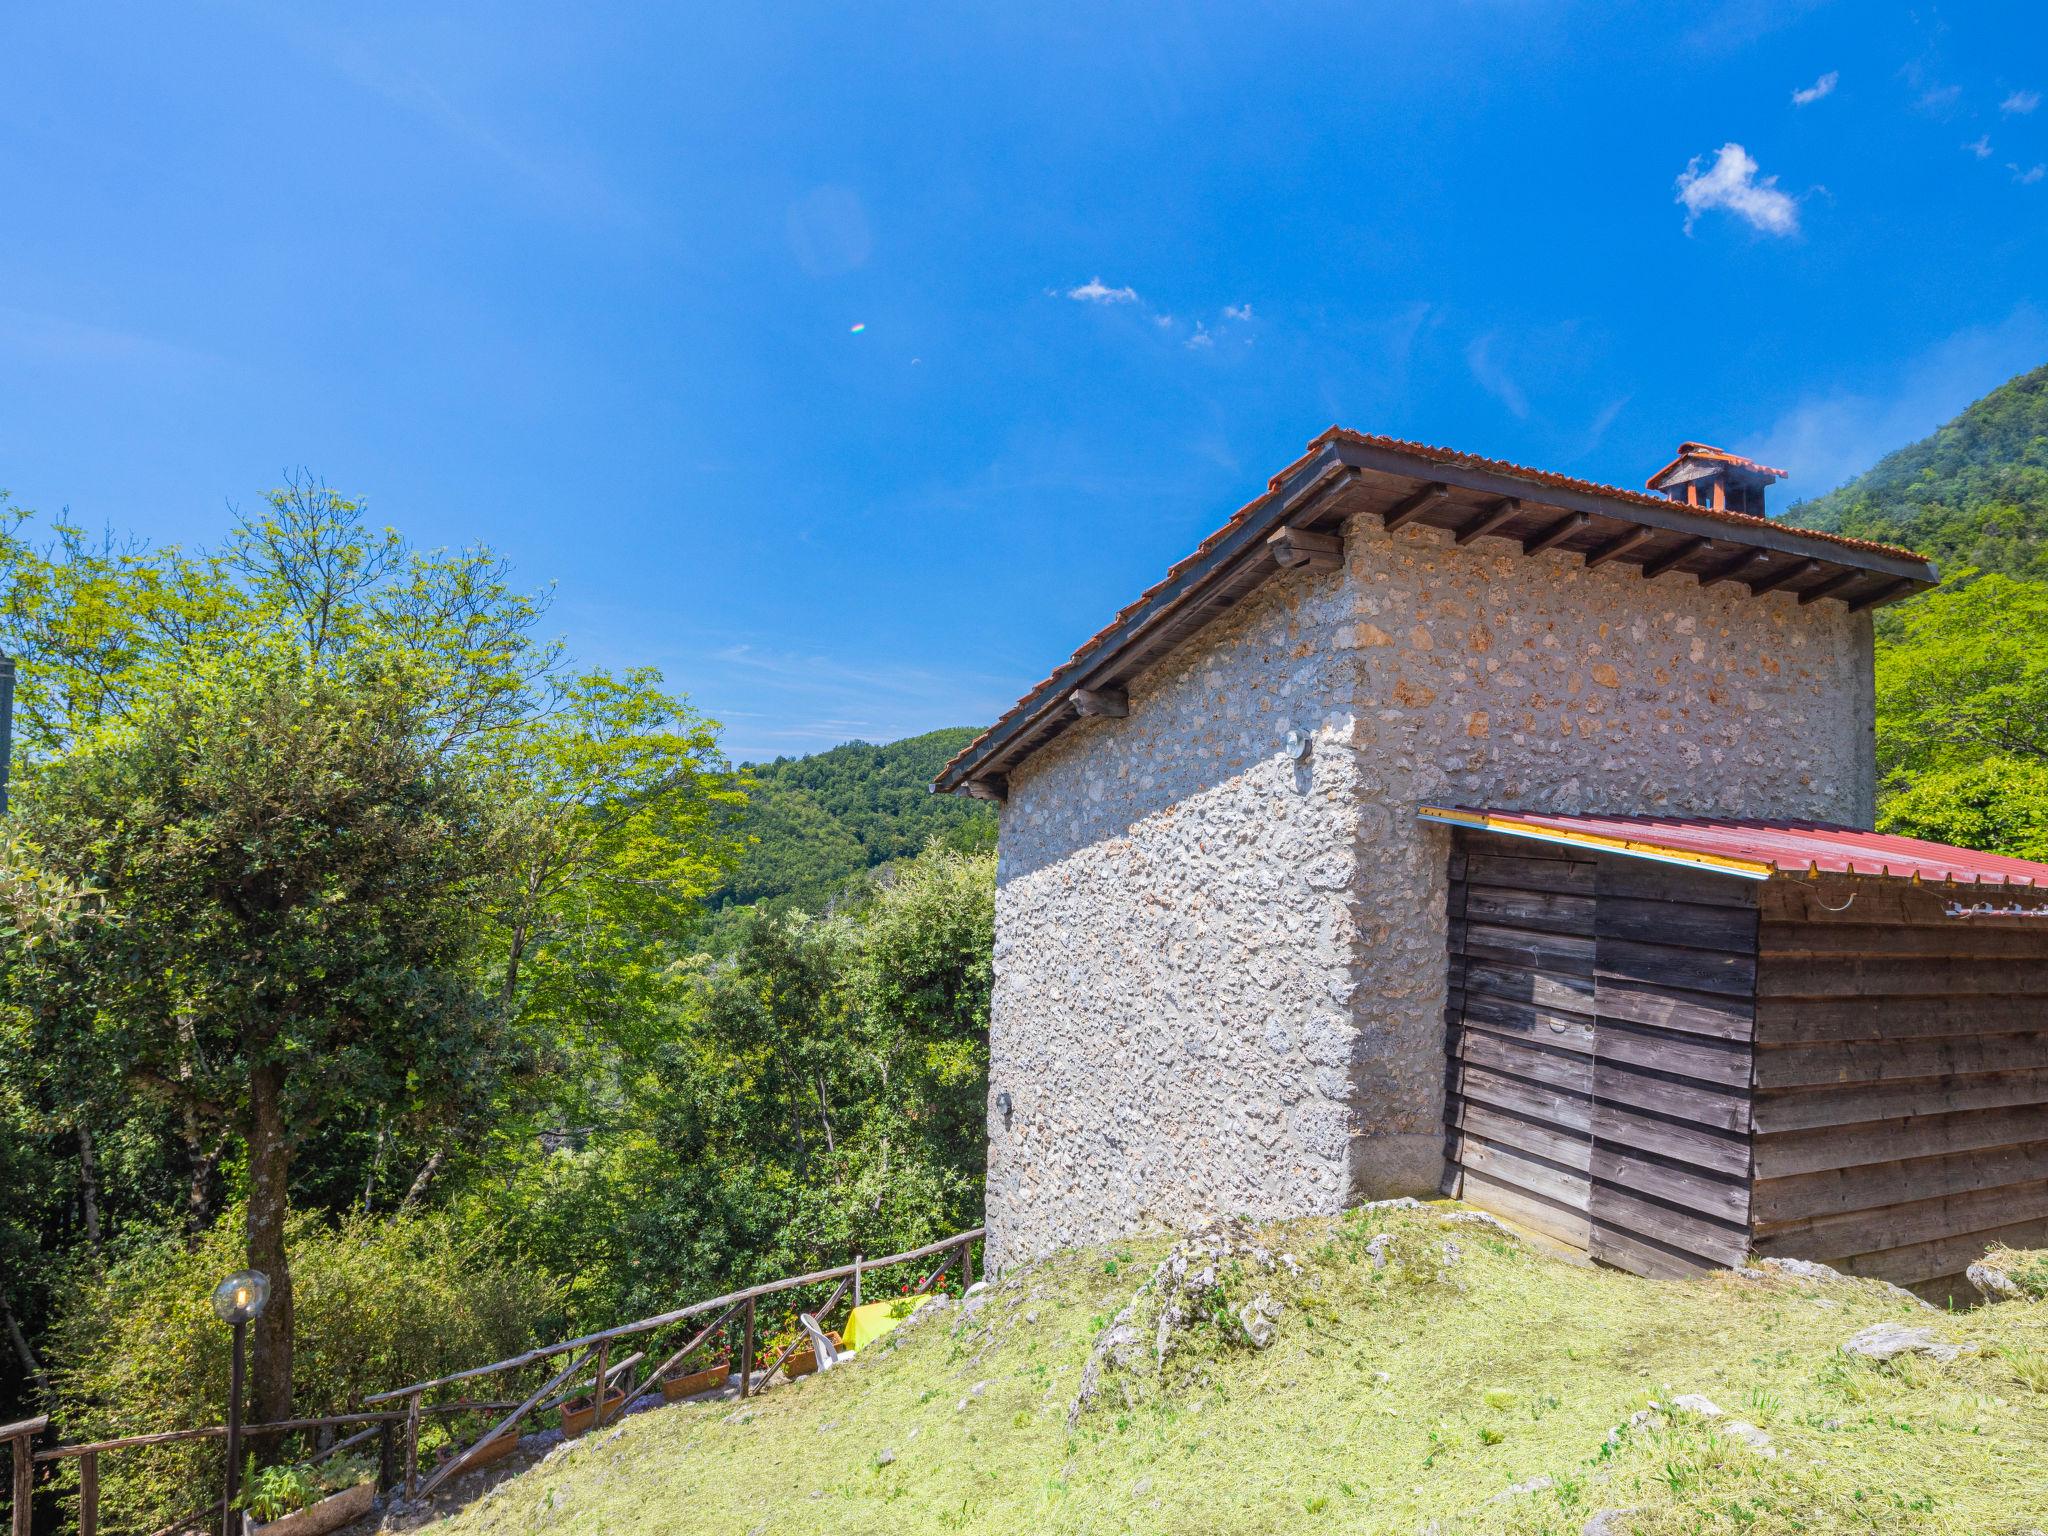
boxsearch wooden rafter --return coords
[1584,527,1654,570]
[1268,526,1342,571]
[1797,568,1866,606]
[1454,497,1520,546]
[1521,511,1590,558]
[1070,687,1129,718]
[1382,481,1450,532]
[1748,558,1823,598]
[1701,549,1775,589]
[1642,537,1713,580]
[1848,577,1916,613]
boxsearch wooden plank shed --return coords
[1432,806,2048,1294]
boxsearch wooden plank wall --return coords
[1444,830,1760,1278]
[1751,877,2048,1289]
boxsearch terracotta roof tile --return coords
[936,428,1932,789]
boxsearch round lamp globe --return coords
[211,1270,271,1325]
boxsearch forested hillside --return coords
[718,728,994,911]
[1781,362,2048,858]
[1784,362,2048,579]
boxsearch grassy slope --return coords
[423,1203,2048,1536]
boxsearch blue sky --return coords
[2,2,2044,760]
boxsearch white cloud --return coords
[2013,163,2047,185]
[1965,134,1994,159]
[1739,304,2048,502]
[2003,89,2041,115]
[1066,276,1139,304]
[1185,323,1214,350]
[1791,71,1838,106]
[1675,143,1800,236]
[1464,333,1529,419]
[1222,303,1254,321]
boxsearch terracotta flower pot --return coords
[459,1430,520,1469]
[783,1332,842,1379]
[560,1387,627,1437]
[660,1359,731,1401]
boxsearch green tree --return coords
[11,653,509,1423]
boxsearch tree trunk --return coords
[77,1123,103,1252]
[1,1291,48,1406]
[399,1148,445,1211]
[185,1124,223,1244]
[246,1059,295,1426]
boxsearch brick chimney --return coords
[1645,443,1787,517]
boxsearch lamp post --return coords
[211,1270,270,1536]
[0,648,14,815]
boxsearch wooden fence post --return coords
[590,1341,610,1430]
[377,1422,396,1500]
[960,1237,973,1292]
[852,1255,862,1309]
[403,1392,423,1500]
[739,1298,756,1398]
[78,1448,98,1536]
[5,1416,45,1536]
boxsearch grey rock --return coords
[1581,1512,1637,1536]
[1723,1420,1775,1457]
[1842,1322,1972,1363]
[1237,1292,1280,1349]
[1489,1474,1553,1503]
[1968,1260,2024,1301]
[1670,1394,1722,1417]
[876,1448,896,1468]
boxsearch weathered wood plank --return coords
[1451,1061,1591,1136]
[1755,994,2048,1044]
[1464,884,1598,938]
[1596,896,1759,955]
[1455,1102,1590,1174]
[1754,1102,2048,1178]
[1596,856,1760,911]
[1754,1069,2048,1132]
[1762,922,2048,960]
[1593,1018,1753,1089]
[1596,936,1756,998]
[1752,1138,2048,1225]
[1459,1168,1592,1251]
[1829,1212,2048,1289]
[1591,1221,1722,1279]
[1750,1175,2048,1257]
[1467,853,1596,896]
[1453,1028,1596,1093]
[1451,1132,1591,1215]
[1756,1032,2048,1088]
[1758,956,2048,999]
[1595,1059,1753,1133]
[1595,974,1754,1041]
[1463,962,1597,1017]
[1589,1141,1749,1226]
[1460,996,1597,1050]
[1587,1180,1751,1267]
[1465,922,1596,976]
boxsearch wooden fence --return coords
[4,1227,981,1536]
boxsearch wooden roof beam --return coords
[1280,463,1358,526]
[1641,537,1714,580]
[1454,497,1521,547]
[1069,686,1129,718]
[1797,568,1867,606]
[1747,557,1823,598]
[962,774,1008,804]
[1521,511,1590,558]
[1268,526,1343,572]
[1584,526,1654,570]
[1848,577,1917,613]
[1382,481,1450,532]
[1701,549,1775,589]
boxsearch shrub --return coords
[48,1208,557,1533]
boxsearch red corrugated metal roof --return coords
[1422,807,2048,887]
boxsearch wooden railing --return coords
[3,1227,981,1535]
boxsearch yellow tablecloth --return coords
[842,1295,932,1352]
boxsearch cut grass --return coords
[421,1203,2048,1535]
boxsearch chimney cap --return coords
[1646,443,1788,492]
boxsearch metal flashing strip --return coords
[1417,806,1776,881]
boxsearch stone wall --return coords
[984,512,1875,1266]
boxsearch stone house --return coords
[935,429,1959,1270]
